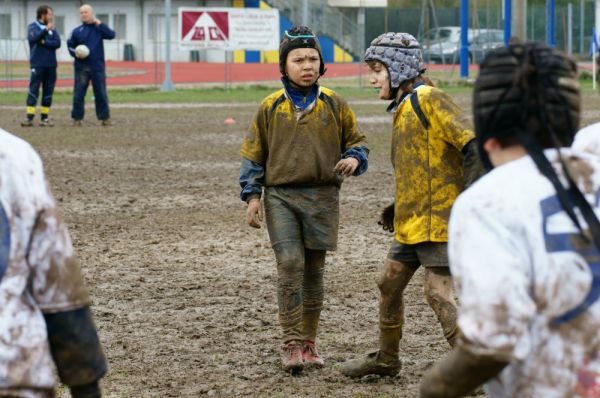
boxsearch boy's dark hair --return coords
[279,25,325,76]
[37,5,52,20]
[475,43,600,264]
[474,43,579,157]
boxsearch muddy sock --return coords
[302,249,325,342]
[376,259,415,364]
[302,310,321,342]
[379,322,402,363]
[274,242,305,343]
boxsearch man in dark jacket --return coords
[22,5,61,127]
[67,4,115,126]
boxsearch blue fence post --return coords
[547,0,556,46]
[460,0,469,78]
[504,0,512,45]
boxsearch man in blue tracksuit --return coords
[67,4,115,126]
[22,5,61,127]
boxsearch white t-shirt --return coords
[449,147,600,398]
[0,129,90,397]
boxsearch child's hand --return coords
[334,158,359,176]
[378,203,395,233]
[246,198,263,229]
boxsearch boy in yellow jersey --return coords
[239,25,369,374]
[340,32,482,378]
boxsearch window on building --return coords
[113,14,126,39]
[148,14,162,41]
[96,13,109,26]
[0,14,11,39]
[148,14,176,42]
[54,16,65,35]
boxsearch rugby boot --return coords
[39,118,54,127]
[339,350,401,378]
[281,342,304,374]
[21,119,34,127]
[302,340,324,368]
[340,326,402,378]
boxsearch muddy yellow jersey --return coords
[240,86,367,187]
[392,85,474,244]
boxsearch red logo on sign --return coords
[181,11,229,42]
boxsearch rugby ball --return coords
[75,44,90,59]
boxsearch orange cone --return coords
[224,117,236,125]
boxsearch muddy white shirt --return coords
[449,148,600,398]
[574,122,600,156]
[0,129,90,396]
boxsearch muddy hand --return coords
[378,203,395,233]
[246,198,263,229]
[333,158,359,177]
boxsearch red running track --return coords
[0,61,482,89]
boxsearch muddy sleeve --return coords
[420,345,508,398]
[448,197,535,363]
[339,99,368,151]
[425,88,475,151]
[342,146,369,176]
[27,181,91,313]
[240,104,268,165]
[44,307,107,388]
[239,158,265,202]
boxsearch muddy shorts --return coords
[387,240,449,268]
[263,185,339,251]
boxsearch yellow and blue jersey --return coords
[391,84,475,244]
[239,81,368,201]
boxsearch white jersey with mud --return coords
[449,146,600,398]
[0,128,90,394]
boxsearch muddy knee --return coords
[376,259,417,323]
[376,259,416,293]
[273,242,305,312]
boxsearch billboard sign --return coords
[179,7,280,51]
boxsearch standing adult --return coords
[22,5,61,127]
[67,4,115,126]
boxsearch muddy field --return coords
[2,90,600,397]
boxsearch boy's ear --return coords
[483,137,500,153]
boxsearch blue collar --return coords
[281,77,319,111]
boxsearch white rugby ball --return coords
[75,44,90,59]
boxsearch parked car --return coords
[470,29,505,63]
[421,26,475,64]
